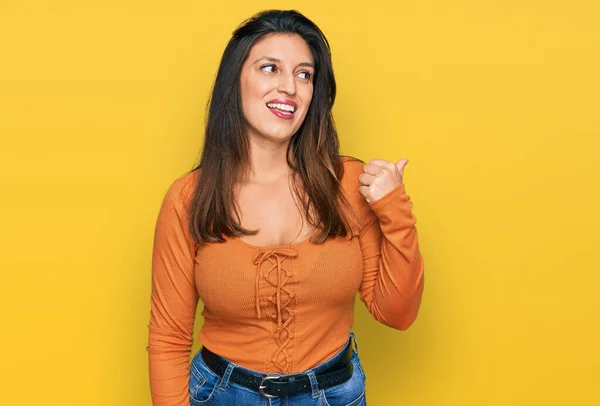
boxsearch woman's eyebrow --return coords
[253,56,314,68]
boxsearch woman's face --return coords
[240,33,314,144]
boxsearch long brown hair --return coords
[187,10,360,245]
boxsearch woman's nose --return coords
[277,73,296,95]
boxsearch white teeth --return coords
[267,102,296,113]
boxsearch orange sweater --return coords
[147,157,424,406]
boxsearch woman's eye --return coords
[260,65,311,80]
[261,64,277,73]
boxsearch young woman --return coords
[147,9,424,406]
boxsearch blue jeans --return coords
[189,332,367,405]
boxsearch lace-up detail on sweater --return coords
[253,248,298,372]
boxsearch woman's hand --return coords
[358,158,408,204]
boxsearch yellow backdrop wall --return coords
[1,1,599,405]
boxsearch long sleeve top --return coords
[146,156,425,406]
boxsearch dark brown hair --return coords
[187,9,360,245]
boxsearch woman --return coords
[147,9,424,406]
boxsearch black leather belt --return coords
[200,344,354,398]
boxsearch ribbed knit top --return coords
[147,157,425,406]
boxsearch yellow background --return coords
[1,1,599,405]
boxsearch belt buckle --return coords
[258,375,281,398]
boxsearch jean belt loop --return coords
[218,362,236,390]
[306,370,320,398]
[349,331,359,355]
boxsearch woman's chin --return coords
[257,128,297,142]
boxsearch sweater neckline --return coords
[230,234,313,250]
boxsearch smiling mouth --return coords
[266,102,297,114]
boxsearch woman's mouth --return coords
[266,101,297,120]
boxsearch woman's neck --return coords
[246,138,296,185]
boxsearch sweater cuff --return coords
[367,184,415,228]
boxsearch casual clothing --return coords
[189,332,366,406]
[147,156,425,406]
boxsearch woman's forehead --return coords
[248,33,313,65]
